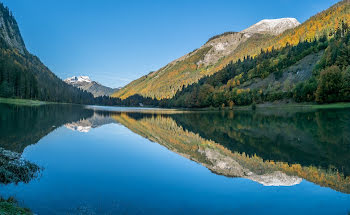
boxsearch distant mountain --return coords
[64,76,120,97]
[112,18,300,100]
[0,3,94,104]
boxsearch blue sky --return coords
[2,0,339,88]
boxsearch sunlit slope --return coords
[113,46,212,99]
[113,0,350,100]
[217,0,350,70]
[113,24,294,100]
[111,113,350,193]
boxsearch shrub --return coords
[316,66,343,103]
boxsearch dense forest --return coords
[160,24,350,108]
[0,47,96,104]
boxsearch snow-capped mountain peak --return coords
[64,76,92,84]
[242,18,300,35]
[64,75,119,97]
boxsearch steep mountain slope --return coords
[65,76,119,97]
[114,0,350,100]
[0,3,94,104]
[113,18,300,100]
[0,5,25,54]
[165,0,350,108]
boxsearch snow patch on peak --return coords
[78,76,92,83]
[242,18,300,35]
[65,76,92,84]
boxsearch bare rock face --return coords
[198,32,249,66]
[0,4,26,54]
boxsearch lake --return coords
[0,103,350,215]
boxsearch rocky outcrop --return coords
[241,50,324,91]
[198,32,249,66]
[0,3,26,54]
[0,147,40,184]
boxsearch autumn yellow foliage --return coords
[112,0,350,100]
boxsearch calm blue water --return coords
[0,104,350,214]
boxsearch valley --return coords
[1,1,350,214]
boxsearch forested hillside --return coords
[162,25,350,108]
[113,19,299,100]
[114,0,350,102]
[0,3,95,104]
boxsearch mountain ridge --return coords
[112,18,300,99]
[113,0,350,100]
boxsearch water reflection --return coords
[0,104,93,153]
[65,113,117,132]
[108,111,350,193]
[1,103,350,194]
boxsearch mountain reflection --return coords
[65,112,116,132]
[0,104,93,153]
[1,103,350,193]
[108,111,350,192]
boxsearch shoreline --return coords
[176,102,350,112]
[1,97,350,111]
[0,97,52,106]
